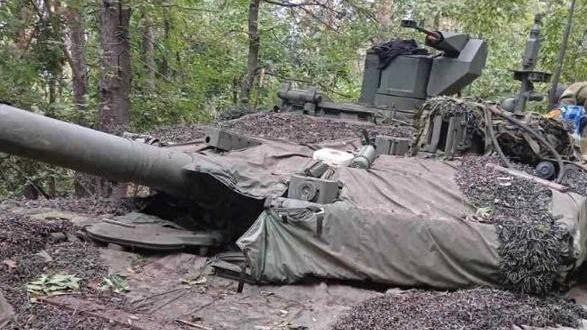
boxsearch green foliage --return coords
[1,0,586,117]
[0,47,40,108]
[101,274,130,293]
[0,0,586,198]
[0,154,74,199]
[26,274,81,297]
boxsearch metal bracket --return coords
[288,175,340,204]
[375,136,411,156]
[205,128,261,151]
[420,112,471,157]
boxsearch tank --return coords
[1,102,585,296]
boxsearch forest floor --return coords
[3,112,587,329]
[3,200,587,330]
[0,201,379,330]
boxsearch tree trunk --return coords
[375,0,393,26]
[48,74,57,106]
[160,12,171,77]
[98,0,132,198]
[14,5,36,50]
[99,0,132,134]
[63,7,88,115]
[232,77,239,105]
[240,0,261,107]
[549,0,577,108]
[62,6,92,197]
[141,11,156,90]
[374,0,393,42]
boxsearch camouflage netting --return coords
[148,124,209,144]
[413,97,575,164]
[412,97,485,154]
[560,165,587,196]
[1,197,139,216]
[456,156,575,294]
[147,111,413,145]
[494,114,574,165]
[415,96,484,127]
[218,112,413,144]
[0,210,112,329]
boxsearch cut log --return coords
[486,163,569,192]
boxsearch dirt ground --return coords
[1,203,587,330]
[0,205,380,330]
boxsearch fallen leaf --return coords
[36,250,53,262]
[182,276,207,286]
[2,259,17,270]
[101,274,130,293]
[26,274,81,297]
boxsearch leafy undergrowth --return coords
[0,210,126,329]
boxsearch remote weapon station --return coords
[502,14,552,115]
[277,17,488,123]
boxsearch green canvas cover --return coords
[238,191,587,288]
[227,146,587,289]
[174,140,587,289]
[238,200,501,288]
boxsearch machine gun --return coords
[502,14,551,115]
[277,19,488,123]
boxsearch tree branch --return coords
[146,3,220,13]
[342,0,377,22]
[298,5,338,31]
[263,0,323,8]
[265,71,354,99]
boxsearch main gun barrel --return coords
[0,104,194,197]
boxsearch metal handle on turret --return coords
[400,18,442,40]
